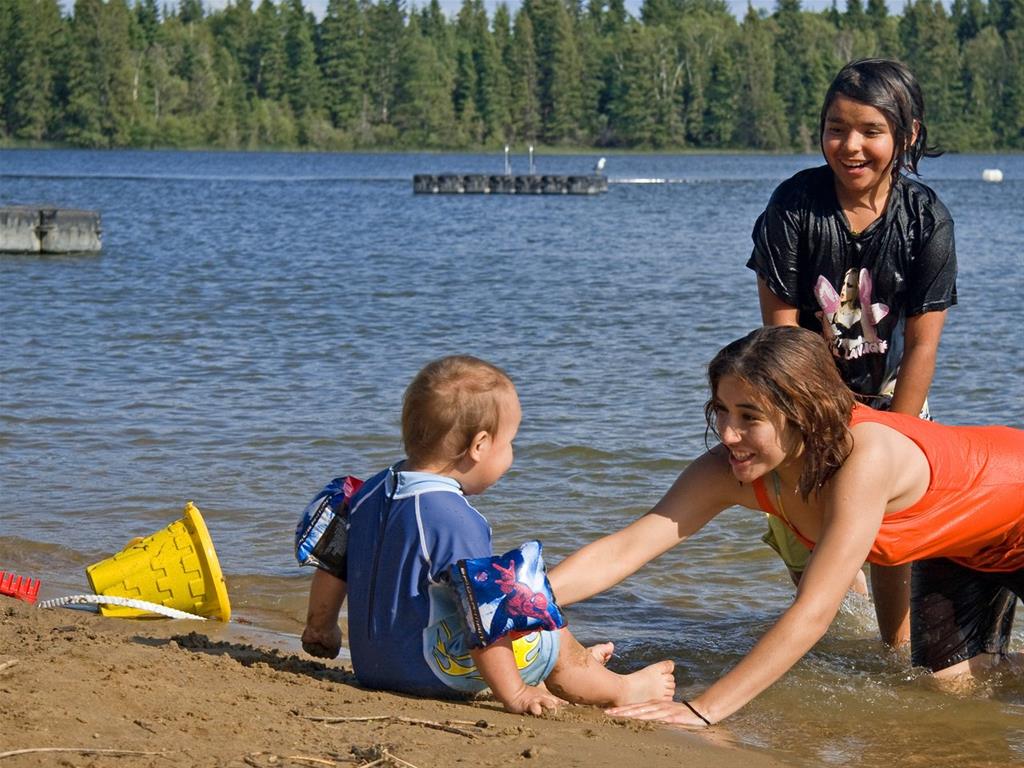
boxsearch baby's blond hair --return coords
[402,356,515,468]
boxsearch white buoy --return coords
[982,168,1004,183]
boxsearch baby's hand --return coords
[301,622,342,659]
[501,684,563,716]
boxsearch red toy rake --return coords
[0,571,41,604]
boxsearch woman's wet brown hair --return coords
[705,326,856,500]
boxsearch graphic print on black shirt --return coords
[814,267,890,361]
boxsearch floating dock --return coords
[413,174,608,195]
[0,206,103,253]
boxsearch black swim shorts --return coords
[910,557,1024,672]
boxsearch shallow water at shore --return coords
[2,148,1022,767]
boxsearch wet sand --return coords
[0,599,793,767]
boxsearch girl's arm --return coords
[550,449,738,607]
[889,310,946,416]
[873,308,947,647]
[757,278,800,325]
[609,435,895,725]
[892,208,955,416]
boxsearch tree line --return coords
[1,0,1021,151]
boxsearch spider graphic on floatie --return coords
[487,559,559,632]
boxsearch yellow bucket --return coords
[85,501,231,621]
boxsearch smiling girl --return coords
[746,60,958,646]
[549,326,1023,727]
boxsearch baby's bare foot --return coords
[615,659,675,706]
[588,642,614,665]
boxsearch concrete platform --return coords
[413,174,608,195]
[0,206,103,253]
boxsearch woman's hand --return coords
[605,699,711,727]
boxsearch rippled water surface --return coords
[2,149,1022,767]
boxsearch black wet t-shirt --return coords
[747,165,958,397]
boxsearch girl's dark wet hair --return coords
[704,327,856,500]
[819,58,942,178]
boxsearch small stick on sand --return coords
[285,756,342,766]
[302,714,480,739]
[0,747,167,761]
[0,660,19,674]
[378,748,419,768]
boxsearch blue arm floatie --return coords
[294,475,363,578]
[449,540,566,648]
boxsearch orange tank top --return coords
[753,405,1024,572]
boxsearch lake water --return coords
[1,148,1021,767]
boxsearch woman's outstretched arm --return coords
[609,433,897,725]
[549,449,738,607]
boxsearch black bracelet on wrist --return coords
[681,699,712,726]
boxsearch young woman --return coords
[549,326,1022,727]
[747,59,958,647]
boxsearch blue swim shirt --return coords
[344,464,493,695]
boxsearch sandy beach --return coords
[0,599,794,768]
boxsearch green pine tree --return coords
[701,37,740,146]
[734,4,788,150]
[493,2,517,138]
[993,1,1024,146]
[208,0,254,97]
[454,0,510,143]
[452,40,482,141]
[63,0,139,146]
[508,7,540,142]
[900,0,968,149]
[610,24,684,147]
[673,6,737,147]
[845,0,866,28]
[179,0,203,25]
[251,0,286,101]
[573,0,607,143]
[0,0,11,136]
[393,12,455,146]
[365,0,405,128]
[282,0,322,123]
[772,0,824,148]
[959,25,1003,147]
[529,0,584,142]
[135,0,160,46]
[319,0,368,132]
[5,0,65,140]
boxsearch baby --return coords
[301,355,675,714]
